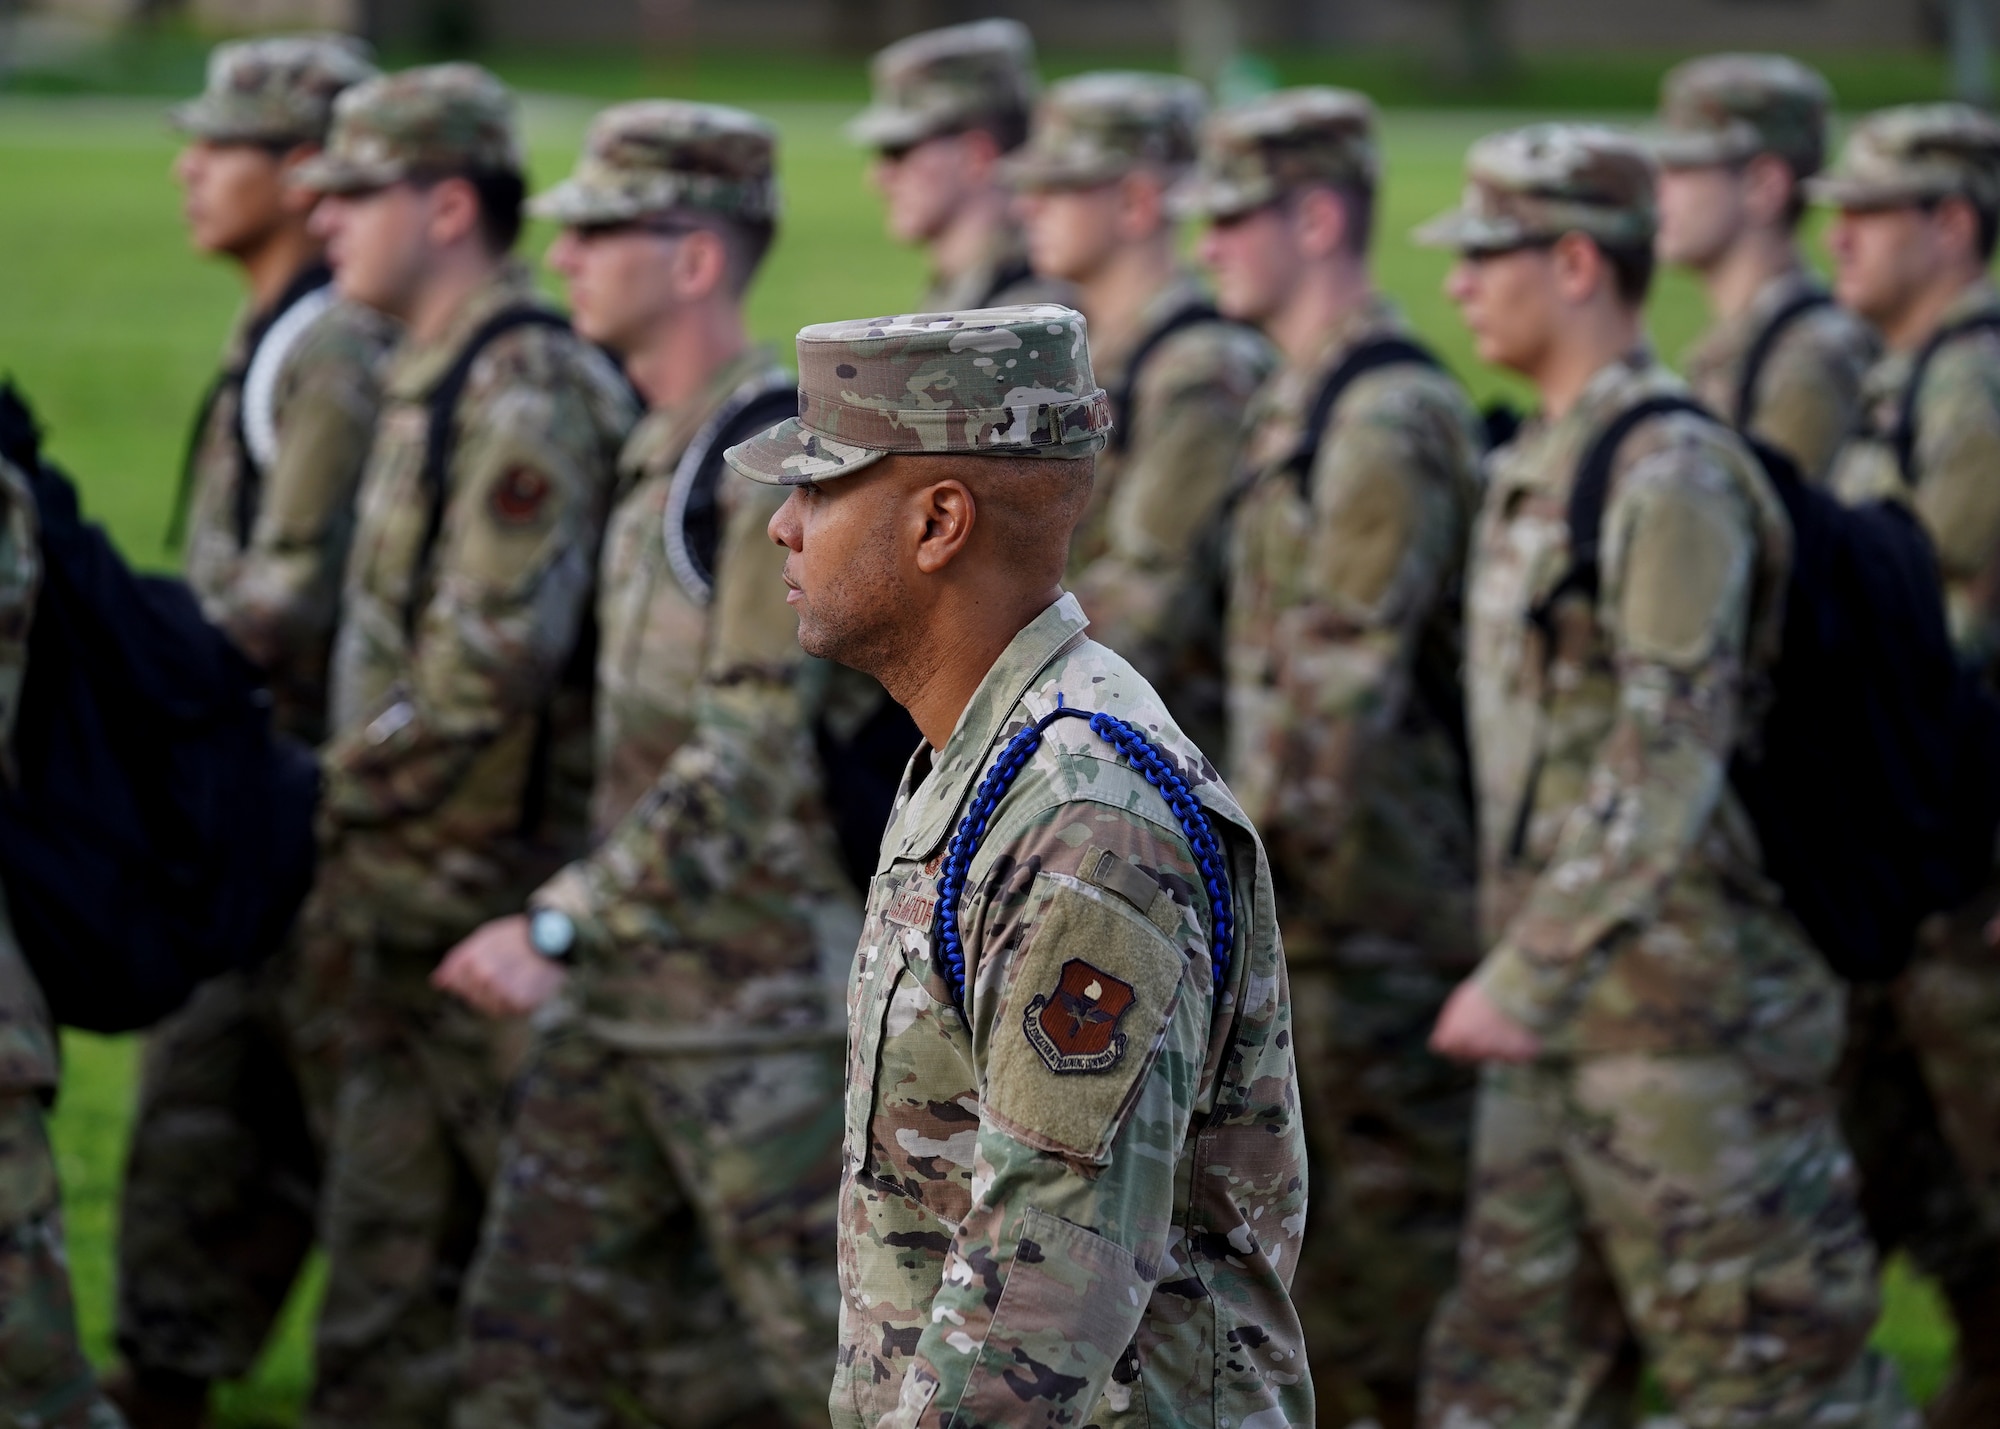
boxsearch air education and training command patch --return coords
[1024,959,1136,1074]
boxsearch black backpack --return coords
[1732,288,1833,430]
[0,385,321,1031]
[1554,395,2000,982]
[660,372,922,891]
[1104,301,1259,457]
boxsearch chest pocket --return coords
[351,407,431,616]
[847,861,978,1222]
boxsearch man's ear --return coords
[425,174,482,249]
[1934,193,1984,266]
[673,227,732,301]
[912,477,977,575]
[1741,152,1797,229]
[958,128,1004,185]
[1118,169,1168,242]
[1290,186,1347,262]
[1550,231,1604,306]
[277,143,323,219]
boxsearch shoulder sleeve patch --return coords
[983,876,1189,1166]
[490,465,554,525]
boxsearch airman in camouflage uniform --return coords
[432,101,850,1429]
[1182,89,1482,1429]
[850,20,1071,313]
[0,456,125,1429]
[738,306,1312,1429]
[1649,54,1877,482]
[1007,72,1275,753]
[112,40,389,1426]
[1416,125,1913,1429]
[1816,105,2000,1429]
[295,65,637,1429]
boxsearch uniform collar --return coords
[1299,290,1405,381]
[893,592,1092,860]
[385,260,543,402]
[619,344,786,483]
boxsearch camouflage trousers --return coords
[1421,1055,1915,1429]
[1287,956,1472,1427]
[0,1093,126,1429]
[115,923,350,1380]
[452,1020,844,1429]
[303,960,529,1429]
[1837,880,2000,1372]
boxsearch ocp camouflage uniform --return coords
[1413,126,1912,1429]
[1004,72,1276,754]
[0,457,125,1429]
[116,36,388,1393]
[1649,55,1877,483]
[1817,104,2000,1420]
[292,65,638,1429]
[726,308,1313,1429]
[848,20,1070,312]
[1163,90,1484,1426]
[450,101,849,1429]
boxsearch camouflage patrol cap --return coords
[1647,54,1832,175]
[1807,103,2000,211]
[1176,87,1378,219]
[169,34,378,147]
[531,100,778,227]
[846,19,1037,151]
[1414,124,1657,252]
[724,305,1112,485]
[1002,71,1206,191]
[292,63,522,194]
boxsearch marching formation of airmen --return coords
[1,16,1998,1429]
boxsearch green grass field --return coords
[0,53,1959,1425]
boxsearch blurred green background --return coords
[0,28,1966,1427]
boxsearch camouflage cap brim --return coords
[529,168,779,226]
[1410,206,1531,251]
[999,149,1129,191]
[1803,172,1955,209]
[289,149,403,193]
[1639,119,1764,170]
[168,95,315,145]
[725,417,891,485]
[1172,169,1280,220]
[847,103,956,150]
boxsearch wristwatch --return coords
[528,907,577,962]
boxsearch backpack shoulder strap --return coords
[1893,310,2000,486]
[406,305,572,637]
[1732,286,1832,428]
[664,372,799,606]
[1105,300,1234,455]
[975,256,1035,310]
[1287,336,1444,499]
[165,260,336,552]
[1551,393,1713,611]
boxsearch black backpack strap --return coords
[1105,300,1235,455]
[165,260,335,552]
[665,373,799,606]
[1540,394,1713,621]
[975,256,1035,310]
[1287,336,1444,499]
[407,306,573,638]
[1892,311,2000,487]
[1732,287,1833,429]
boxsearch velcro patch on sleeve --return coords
[1079,845,1182,937]
[984,877,1187,1165]
[489,465,554,525]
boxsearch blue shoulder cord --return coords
[933,695,1236,1009]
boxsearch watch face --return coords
[531,909,575,958]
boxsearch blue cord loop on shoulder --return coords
[934,692,1236,1009]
